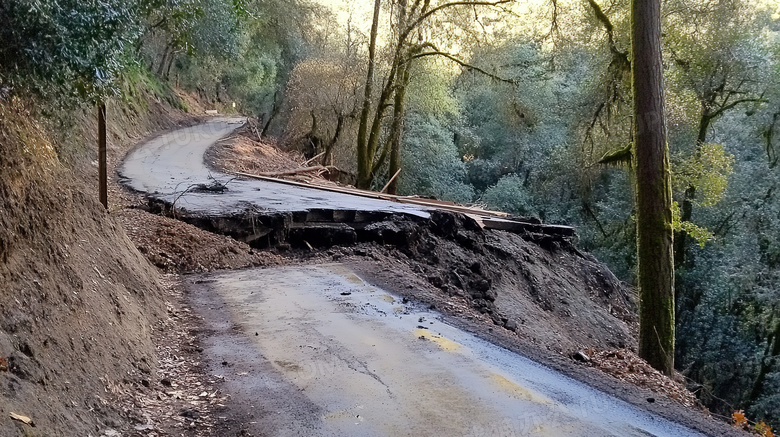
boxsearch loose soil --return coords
[0,84,254,436]
[0,93,174,436]
[116,209,283,273]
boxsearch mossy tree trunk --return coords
[354,0,512,190]
[631,0,676,375]
[385,0,410,195]
[356,0,382,189]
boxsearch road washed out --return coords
[188,265,704,437]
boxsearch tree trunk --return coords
[165,52,177,79]
[261,90,282,136]
[356,0,382,189]
[674,110,712,268]
[323,114,345,166]
[156,44,170,77]
[386,0,410,195]
[631,0,676,375]
[387,65,410,195]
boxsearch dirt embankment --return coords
[0,86,219,436]
[328,211,638,354]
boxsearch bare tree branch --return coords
[411,50,517,84]
[586,0,628,59]
[403,1,513,42]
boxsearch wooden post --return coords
[98,102,107,209]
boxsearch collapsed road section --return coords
[119,119,743,436]
[119,117,573,249]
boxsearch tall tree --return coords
[355,0,513,190]
[631,0,675,375]
[356,0,383,189]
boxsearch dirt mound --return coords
[117,208,284,273]
[297,210,637,355]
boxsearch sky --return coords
[313,0,375,32]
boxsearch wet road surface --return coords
[119,118,431,217]
[188,265,704,437]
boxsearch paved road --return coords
[119,118,430,217]
[189,265,705,437]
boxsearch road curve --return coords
[119,117,431,217]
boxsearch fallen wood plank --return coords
[482,217,575,236]
[395,197,508,217]
[233,172,388,200]
[380,168,402,193]
[10,412,34,427]
[253,166,335,177]
[234,171,515,218]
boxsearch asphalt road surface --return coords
[119,117,430,217]
[188,265,705,437]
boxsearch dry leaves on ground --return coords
[586,348,703,409]
[207,126,305,175]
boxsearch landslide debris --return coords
[195,131,726,419]
[192,132,639,354]
[195,132,637,355]
[116,120,722,431]
[117,208,283,273]
[295,210,638,355]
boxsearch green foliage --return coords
[405,59,460,118]
[672,201,713,247]
[0,0,142,100]
[480,175,532,216]
[674,143,736,207]
[189,0,242,58]
[398,112,474,204]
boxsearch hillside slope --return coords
[0,91,190,436]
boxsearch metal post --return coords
[98,102,107,209]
